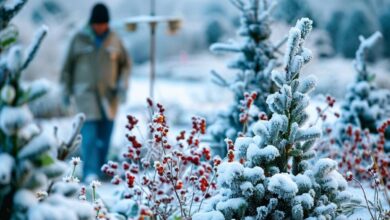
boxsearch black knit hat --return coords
[89,3,110,24]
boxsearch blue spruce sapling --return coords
[208,0,281,156]
[195,18,355,220]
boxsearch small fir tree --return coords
[208,0,281,156]
[320,32,390,192]
[334,32,390,149]
[195,18,356,220]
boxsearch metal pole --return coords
[149,0,156,99]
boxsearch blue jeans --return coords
[81,119,114,180]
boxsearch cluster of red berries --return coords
[225,138,235,162]
[101,161,119,177]
[239,91,258,124]
[101,100,218,219]
[187,117,206,147]
[126,172,135,188]
[258,112,268,121]
[126,115,138,131]
[326,95,336,107]
[336,123,390,189]
[199,176,209,192]
[378,120,390,133]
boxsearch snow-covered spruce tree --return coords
[209,0,280,156]
[0,1,93,219]
[333,32,390,151]
[195,18,355,220]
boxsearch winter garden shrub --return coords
[101,99,218,220]
[0,0,94,219]
[194,18,356,220]
[336,32,390,142]
[208,0,281,156]
[315,33,390,212]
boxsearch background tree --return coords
[208,0,281,156]
[195,18,356,220]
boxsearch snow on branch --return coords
[210,42,241,53]
[354,31,382,74]
[0,0,27,28]
[57,113,85,160]
[22,25,48,71]
[284,18,313,81]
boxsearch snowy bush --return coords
[334,32,390,147]
[315,33,390,193]
[101,99,218,219]
[208,0,281,156]
[196,18,355,219]
[0,0,93,218]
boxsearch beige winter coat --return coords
[61,26,130,120]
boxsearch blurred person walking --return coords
[60,3,130,182]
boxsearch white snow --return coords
[312,158,337,177]
[216,197,246,212]
[243,167,265,182]
[0,105,33,135]
[0,153,14,184]
[6,46,23,73]
[193,211,225,220]
[267,173,298,200]
[293,174,312,192]
[294,193,314,210]
[217,161,244,187]
[18,130,57,160]
[246,144,280,163]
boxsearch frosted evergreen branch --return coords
[57,113,85,160]
[354,31,382,76]
[210,42,241,53]
[258,0,277,21]
[284,28,301,71]
[263,59,277,77]
[21,25,48,71]
[65,113,85,147]
[229,0,244,11]
[284,18,313,81]
[295,18,313,42]
[211,70,229,87]
[0,0,27,29]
